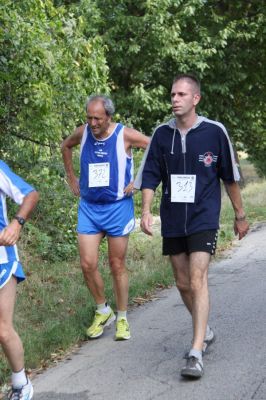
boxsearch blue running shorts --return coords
[0,261,25,289]
[77,197,135,237]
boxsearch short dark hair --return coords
[172,74,201,95]
[86,95,115,116]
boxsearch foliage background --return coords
[0,0,265,258]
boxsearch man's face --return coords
[171,80,200,118]
[86,100,111,137]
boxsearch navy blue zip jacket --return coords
[137,116,240,237]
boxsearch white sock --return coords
[117,310,127,320]
[11,369,27,389]
[96,302,111,314]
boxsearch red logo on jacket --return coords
[199,152,218,167]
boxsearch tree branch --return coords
[8,131,60,148]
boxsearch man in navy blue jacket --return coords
[138,74,249,378]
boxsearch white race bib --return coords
[171,174,196,203]
[89,163,110,187]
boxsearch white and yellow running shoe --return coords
[86,309,116,339]
[115,318,131,340]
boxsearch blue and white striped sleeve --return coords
[0,161,35,205]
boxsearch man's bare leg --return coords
[108,235,129,311]
[189,252,210,351]
[79,233,117,338]
[170,253,192,313]
[108,235,130,340]
[78,233,106,304]
[0,276,24,372]
[171,252,211,351]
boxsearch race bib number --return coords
[89,163,110,187]
[171,174,196,203]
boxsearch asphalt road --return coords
[33,223,266,400]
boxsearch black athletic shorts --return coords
[162,230,218,256]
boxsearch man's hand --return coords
[234,218,249,240]
[0,220,22,246]
[67,175,80,196]
[140,211,153,236]
[124,181,136,196]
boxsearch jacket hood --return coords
[167,115,205,130]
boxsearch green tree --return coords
[197,1,266,176]
[89,0,265,174]
[91,0,213,133]
[0,0,109,167]
[0,0,110,260]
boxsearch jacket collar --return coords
[167,115,204,131]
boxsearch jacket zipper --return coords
[181,133,188,235]
[163,154,170,195]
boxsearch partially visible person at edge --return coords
[0,161,39,399]
[61,95,150,341]
[135,74,249,379]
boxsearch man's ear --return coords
[193,93,201,106]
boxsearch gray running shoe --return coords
[7,379,33,400]
[202,328,215,355]
[181,356,204,378]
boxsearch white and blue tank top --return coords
[80,123,134,203]
[0,160,35,264]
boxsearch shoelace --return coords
[92,312,110,326]
[117,319,128,332]
[8,387,22,400]
[187,356,202,370]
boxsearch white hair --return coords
[86,95,115,116]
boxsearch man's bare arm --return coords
[61,125,84,196]
[224,181,249,240]
[140,188,155,236]
[123,127,150,195]
[0,190,39,246]
[124,127,150,151]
